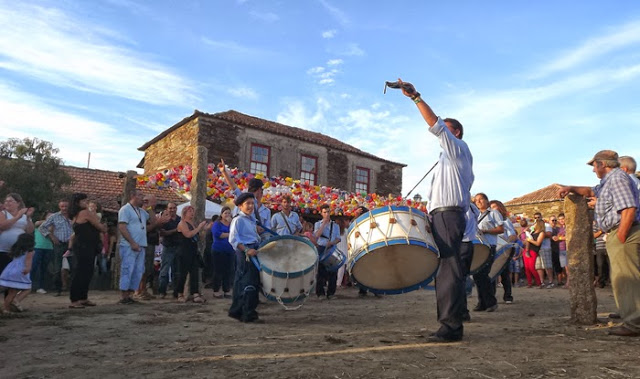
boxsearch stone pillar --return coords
[192,145,208,256]
[112,170,138,289]
[564,193,597,324]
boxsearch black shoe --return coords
[427,332,462,343]
[486,304,498,312]
[473,304,486,312]
[462,313,471,322]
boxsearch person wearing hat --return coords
[218,160,272,240]
[228,192,263,323]
[558,150,640,337]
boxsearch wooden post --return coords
[111,170,138,290]
[564,193,597,324]
[186,146,208,294]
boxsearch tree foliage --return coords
[0,138,73,215]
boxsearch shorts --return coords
[559,250,567,268]
[509,257,522,273]
[539,248,553,269]
[535,255,543,270]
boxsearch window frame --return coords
[300,154,318,185]
[249,143,271,176]
[355,166,370,193]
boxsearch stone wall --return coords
[377,163,403,197]
[327,150,348,190]
[143,118,199,173]
[198,117,241,168]
[506,200,564,219]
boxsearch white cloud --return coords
[322,29,337,39]
[0,82,144,171]
[530,21,640,79]
[318,0,349,26]
[307,66,325,74]
[249,10,279,23]
[327,59,343,66]
[227,87,259,100]
[276,97,331,131]
[0,3,198,107]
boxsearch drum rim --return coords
[347,205,427,236]
[256,235,319,279]
[262,291,311,303]
[349,238,439,263]
[469,247,495,275]
[351,269,439,295]
[488,244,516,281]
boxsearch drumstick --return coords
[404,160,439,200]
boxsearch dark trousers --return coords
[493,247,513,302]
[315,246,337,297]
[431,209,466,338]
[212,252,235,293]
[176,250,200,296]
[52,243,67,292]
[459,241,474,318]
[70,245,95,302]
[229,246,260,322]
[473,246,498,309]
[158,245,179,296]
[551,248,562,274]
[595,249,610,286]
[0,252,12,296]
[31,248,53,289]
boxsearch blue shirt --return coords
[118,203,150,247]
[426,117,474,212]
[314,220,340,247]
[477,208,503,246]
[229,211,260,250]
[211,221,234,254]
[271,211,302,236]
[500,218,517,241]
[232,187,272,238]
[462,203,479,242]
[39,211,73,242]
[593,168,640,232]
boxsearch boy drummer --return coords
[228,192,263,323]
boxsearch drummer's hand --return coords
[246,248,258,256]
[398,78,418,98]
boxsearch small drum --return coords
[347,206,439,295]
[254,235,318,307]
[469,234,492,274]
[319,246,346,272]
[488,236,515,281]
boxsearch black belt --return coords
[608,221,639,234]
[430,206,464,214]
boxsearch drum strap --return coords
[281,213,293,234]
[477,210,490,225]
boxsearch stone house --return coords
[138,110,406,195]
[504,183,565,219]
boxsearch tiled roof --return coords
[504,183,563,206]
[138,110,406,167]
[62,166,183,212]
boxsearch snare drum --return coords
[488,236,515,281]
[255,235,318,307]
[347,206,439,295]
[319,246,346,272]
[469,233,492,274]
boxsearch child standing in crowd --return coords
[0,233,35,313]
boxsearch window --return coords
[355,167,370,193]
[300,155,317,185]
[250,144,270,176]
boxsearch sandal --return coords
[177,295,186,303]
[193,294,206,304]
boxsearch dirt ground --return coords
[1,284,639,379]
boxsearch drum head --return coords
[470,244,491,274]
[258,237,317,273]
[489,247,513,280]
[350,244,438,292]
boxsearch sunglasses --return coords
[550,219,557,222]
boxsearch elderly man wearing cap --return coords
[219,160,272,240]
[558,150,640,337]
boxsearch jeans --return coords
[31,248,53,289]
[158,245,179,295]
[119,244,145,291]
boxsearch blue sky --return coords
[1,0,640,203]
